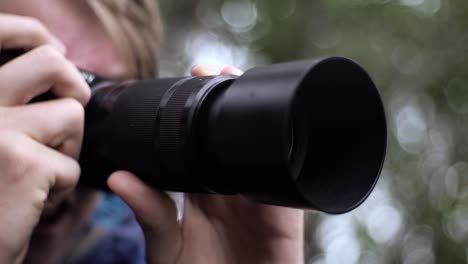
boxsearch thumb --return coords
[107,171,183,262]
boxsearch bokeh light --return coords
[221,1,257,32]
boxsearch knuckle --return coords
[23,17,51,41]
[35,45,65,71]
[23,16,46,31]
[0,139,42,184]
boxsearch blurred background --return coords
[157,0,468,263]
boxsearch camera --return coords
[1,50,387,213]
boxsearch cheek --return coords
[65,40,129,78]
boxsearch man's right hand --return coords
[0,14,90,263]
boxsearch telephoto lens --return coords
[0,50,387,213]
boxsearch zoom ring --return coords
[158,77,213,188]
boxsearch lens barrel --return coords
[78,57,386,213]
[0,50,386,213]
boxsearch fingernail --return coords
[222,66,244,76]
[196,65,223,75]
[51,36,67,54]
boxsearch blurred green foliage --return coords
[158,0,468,263]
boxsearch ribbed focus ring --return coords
[158,78,210,179]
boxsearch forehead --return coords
[0,0,127,77]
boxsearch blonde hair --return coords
[87,0,162,79]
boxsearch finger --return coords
[0,45,90,106]
[107,171,180,232]
[107,171,183,261]
[191,65,223,76]
[3,98,85,159]
[30,138,81,209]
[220,66,243,76]
[0,14,65,53]
[3,133,80,209]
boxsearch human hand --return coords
[0,14,90,263]
[108,65,304,264]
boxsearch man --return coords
[0,1,304,263]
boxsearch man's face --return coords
[0,0,128,77]
[0,0,129,262]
